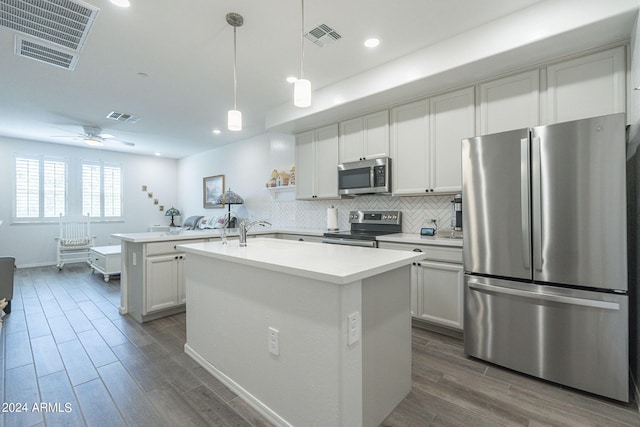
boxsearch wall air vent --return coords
[14,35,78,70]
[304,24,341,47]
[0,0,99,52]
[106,111,142,124]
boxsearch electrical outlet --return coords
[347,312,360,346]
[268,327,279,356]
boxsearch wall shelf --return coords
[265,185,295,200]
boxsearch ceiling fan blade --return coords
[107,139,135,147]
[51,126,86,137]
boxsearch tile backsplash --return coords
[270,194,457,233]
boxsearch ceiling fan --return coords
[52,125,135,147]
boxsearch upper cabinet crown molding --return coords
[545,46,625,124]
[339,110,389,163]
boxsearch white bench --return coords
[89,245,121,282]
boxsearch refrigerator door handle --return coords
[467,280,620,310]
[520,137,531,270]
[532,136,543,271]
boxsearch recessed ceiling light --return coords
[212,129,222,135]
[154,152,161,156]
[286,76,298,83]
[110,0,131,7]
[364,38,380,48]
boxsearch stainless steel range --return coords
[322,210,401,248]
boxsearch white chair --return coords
[56,214,95,270]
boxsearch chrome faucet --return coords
[219,211,234,245]
[239,219,272,247]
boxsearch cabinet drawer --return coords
[146,239,205,256]
[91,252,107,270]
[378,242,462,263]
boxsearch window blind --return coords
[82,163,101,217]
[15,155,66,220]
[82,161,122,219]
[15,157,40,218]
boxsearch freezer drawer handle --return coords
[468,281,620,310]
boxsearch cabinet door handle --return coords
[412,248,422,252]
[173,245,177,249]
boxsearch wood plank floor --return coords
[2,264,640,426]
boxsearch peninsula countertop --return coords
[178,237,425,285]
[111,227,325,243]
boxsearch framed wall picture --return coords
[203,174,225,209]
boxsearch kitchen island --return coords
[178,238,425,427]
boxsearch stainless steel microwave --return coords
[338,157,391,195]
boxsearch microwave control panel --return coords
[373,165,386,187]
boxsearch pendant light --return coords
[294,0,311,108]
[227,13,244,131]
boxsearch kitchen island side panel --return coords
[184,253,411,427]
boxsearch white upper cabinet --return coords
[339,110,389,163]
[479,69,540,135]
[546,46,625,124]
[391,99,430,195]
[295,130,315,200]
[430,87,475,193]
[391,87,474,195]
[295,124,339,200]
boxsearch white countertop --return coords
[111,227,326,243]
[178,238,425,285]
[111,227,463,247]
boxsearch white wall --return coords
[0,136,178,267]
[177,133,294,223]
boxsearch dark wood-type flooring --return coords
[2,264,640,426]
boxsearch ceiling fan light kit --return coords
[226,12,244,132]
[84,137,104,147]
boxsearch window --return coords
[82,161,122,219]
[15,155,66,220]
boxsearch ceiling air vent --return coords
[304,24,341,47]
[106,111,142,124]
[14,35,78,70]
[0,0,99,52]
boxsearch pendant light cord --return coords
[300,0,305,79]
[233,25,238,110]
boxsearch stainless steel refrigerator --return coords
[462,113,629,402]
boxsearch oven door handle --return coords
[322,237,377,248]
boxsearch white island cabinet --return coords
[178,238,424,427]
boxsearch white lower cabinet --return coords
[414,260,463,329]
[127,238,205,322]
[145,253,185,312]
[379,241,463,331]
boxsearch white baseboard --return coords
[183,343,292,427]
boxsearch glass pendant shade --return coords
[227,109,242,131]
[294,78,311,108]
